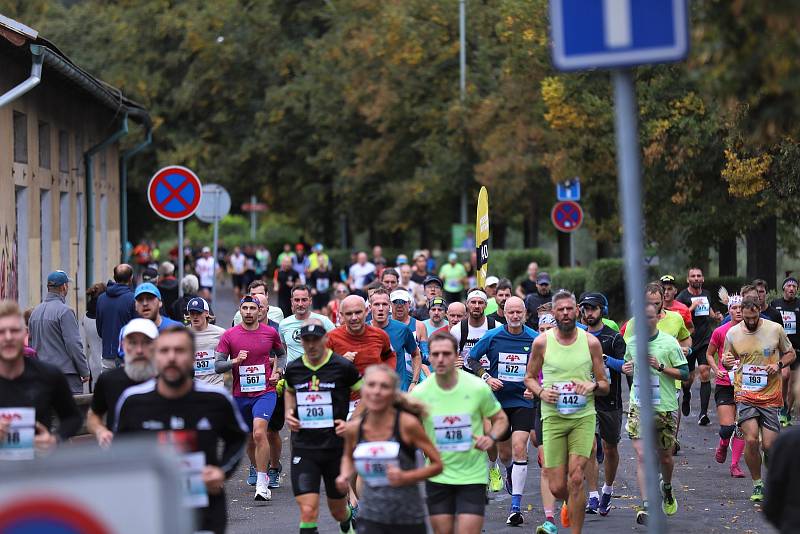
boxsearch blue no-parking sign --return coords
[550,0,689,71]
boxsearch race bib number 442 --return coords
[553,382,587,415]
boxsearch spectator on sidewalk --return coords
[96,264,136,372]
[82,282,106,389]
[28,270,89,394]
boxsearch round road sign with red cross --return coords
[551,200,583,233]
[147,166,203,221]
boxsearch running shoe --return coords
[254,481,272,501]
[598,492,613,516]
[267,464,281,489]
[750,484,764,502]
[586,496,599,514]
[247,465,257,486]
[661,482,677,516]
[698,413,711,426]
[560,502,570,528]
[535,520,558,534]
[715,442,728,464]
[681,389,691,417]
[507,509,524,526]
[636,509,648,525]
[489,465,504,492]
[730,464,745,478]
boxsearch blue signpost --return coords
[550,2,689,531]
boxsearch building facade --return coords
[0,15,150,315]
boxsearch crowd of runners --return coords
[2,247,799,533]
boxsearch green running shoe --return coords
[488,465,504,492]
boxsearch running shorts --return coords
[290,447,346,498]
[595,409,622,445]
[541,413,596,468]
[686,344,709,372]
[268,394,285,432]
[498,406,535,441]
[235,392,277,431]
[714,385,735,407]
[626,405,677,450]
[425,482,486,516]
[737,403,781,434]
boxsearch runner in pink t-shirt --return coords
[706,289,745,477]
[215,296,284,501]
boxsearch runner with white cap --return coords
[390,289,425,389]
[484,276,501,316]
[87,318,158,448]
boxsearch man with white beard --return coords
[86,318,158,447]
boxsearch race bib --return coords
[553,382,587,415]
[347,399,360,421]
[692,296,710,317]
[180,451,209,508]
[781,311,797,335]
[498,352,527,382]
[353,441,400,487]
[316,277,330,292]
[632,373,661,406]
[0,408,35,461]
[194,351,215,376]
[240,364,266,393]
[742,364,768,392]
[297,391,334,429]
[433,414,472,452]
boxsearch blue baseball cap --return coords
[134,283,161,300]
[186,297,209,313]
[47,270,72,287]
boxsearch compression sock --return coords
[731,436,745,466]
[602,483,613,495]
[338,505,353,533]
[511,461,528,500]
[700,381,711,414]
[300,522,318,534]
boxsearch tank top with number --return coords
[354,410,426,525]
[540,328,595,420]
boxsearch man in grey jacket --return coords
[28,270,89,393]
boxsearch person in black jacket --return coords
[766,374,800,533]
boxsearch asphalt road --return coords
[209,282,777,534]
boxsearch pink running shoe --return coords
[730,464,745,478]
[715,443,728,464]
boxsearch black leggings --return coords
[357,519,427,534]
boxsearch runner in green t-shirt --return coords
[411,330,508,534]
[439,253,468,302]
[622,303,689,525]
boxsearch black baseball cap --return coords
[299,323,327,339]
[579,292,606,308]
[659,274,676,285]
[142,267,158,282]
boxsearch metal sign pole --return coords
[211,190,220,304]
[177,220,184,297]
[613,68,664,533]
[250,194,257,242]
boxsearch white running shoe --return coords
[254,482,272,501]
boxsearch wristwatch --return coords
[488,432,499,442]
[778,361,785,370]
[658,363,665,373]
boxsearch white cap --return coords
[202,246,211,253]
[467,289,488,302]
[390,290,412,304]
[122,318,159,340]
[485,276,499,286]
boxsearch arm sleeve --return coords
[215,351,233,373]
[218,393,249,477]
[764,434,789,528]
[605,334,626,372]
[62,310,89,376]
[51,372,83,440]
[273,345,287,371]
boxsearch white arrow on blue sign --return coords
[550,0,689,71]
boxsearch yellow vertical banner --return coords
[476,186,489,288]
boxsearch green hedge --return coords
[490,249,553,281]
[551,268,588,298]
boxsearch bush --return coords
[551,268,588,297]
[491,249,553,281]
[586,259,627,320]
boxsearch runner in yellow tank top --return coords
[525,291,608,534]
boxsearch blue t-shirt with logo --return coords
[469,325,537,409]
